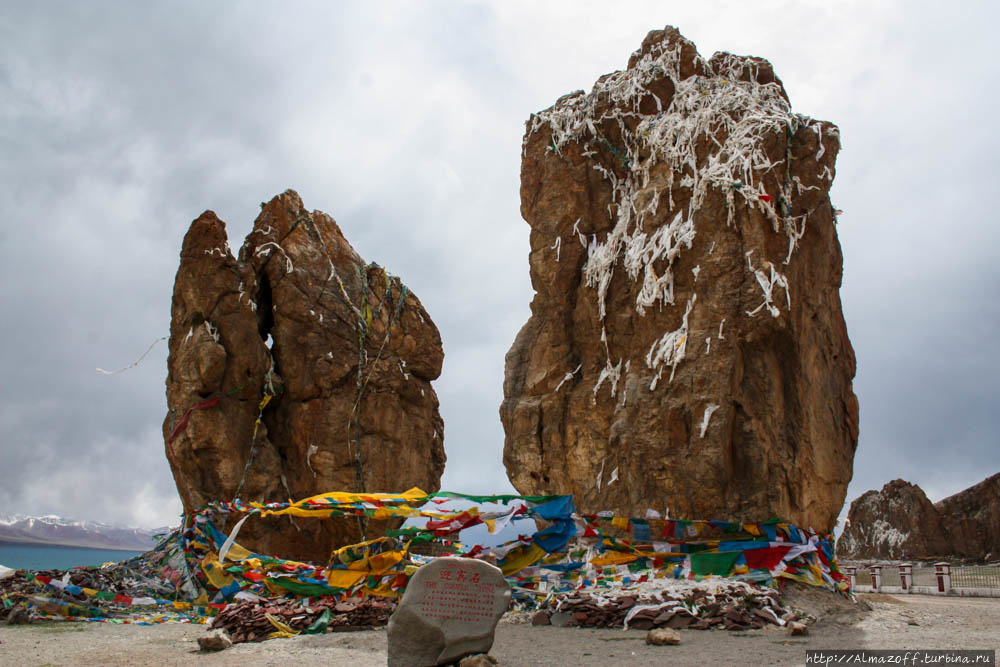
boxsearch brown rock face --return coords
[934,472,1000,559]
[164,190,445,561]
[837,480,950,560]
[839,474,1000,559]
[501,27,858,531]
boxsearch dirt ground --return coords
[1,594,997,666]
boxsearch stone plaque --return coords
[387,557,511,667]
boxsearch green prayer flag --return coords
[269,578,342,596]
[690,551,740,576]
[304,608,332,634]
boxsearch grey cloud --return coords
[2,1,998,529]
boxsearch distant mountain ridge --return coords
[0,514,169,551]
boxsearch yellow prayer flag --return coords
[500,543,546,576]
[200,554,235,589]
[326,569,367,589]
[590,552,638,566]
[265,613,300,639]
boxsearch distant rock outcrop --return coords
[839,474,1000,560]
[501,26,858,531]
[164,190,445,562]
[935,473,1000,558]
[836,480,949,560]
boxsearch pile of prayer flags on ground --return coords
[2,488,846,626]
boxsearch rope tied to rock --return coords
[234,371,280,501]
[347,263,409,538]
[296,211,411,540]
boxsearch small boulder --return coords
[458,655,500,667]
[387,558,511,667]
[646,628,681,645]
[549,612,575,628]
[198,628,233,651]
[4,606,31,625]
[787,621,809,636]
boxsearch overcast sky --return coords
[1,1,997,530]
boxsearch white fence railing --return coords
[842,561,1000,598]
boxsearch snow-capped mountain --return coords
[0,514,170,551]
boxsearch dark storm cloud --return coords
[1,1,997,528]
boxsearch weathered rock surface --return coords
[786,621,809,636]
[457,655,500,667]
[838,474,1000,559]
[387,557,510,667]
[197,629,232,652]
[646,628,681,645]
[4,605,30,625]
[501,26,858,531]
[934,472,1000,559]
[164,190,445,561]
[837,480,949,560]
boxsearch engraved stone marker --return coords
[387,557,511,667]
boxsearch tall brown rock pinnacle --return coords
[501,27,858,531]
[164,190,445,561]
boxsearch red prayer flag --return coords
[167,396,221,443]
[743,545,793,571]
[426,511,480,536]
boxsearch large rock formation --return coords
[839,474,1000,560]
[836,480,949,560]
[164,190,445,562]
[501,27,858,532]
[935,472,1000,558]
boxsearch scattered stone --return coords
[646,628,681,645]
[211,596,394,643]
[549,612,575,628]
[4,606,30,625]
[665,614,693,629]
[531,610,551,626]
[787,621,809,636]
[387,557,511,667]
[198,629,233,651]
[536,582,795,634]
[458,655,500,667]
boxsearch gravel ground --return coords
[1,594,997,666]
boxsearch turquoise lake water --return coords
[0,543,143,571]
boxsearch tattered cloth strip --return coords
[166,397,220,443]
[96,336,167,375]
